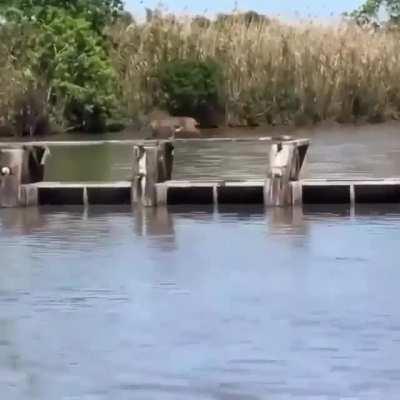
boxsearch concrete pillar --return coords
[132,141,174,207]
[0,149,24,207]
[265,140,310,207]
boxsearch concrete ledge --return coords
[355,184,400,203]
[301,178,400,185]
[168,187,214,204]
[0,137,310,148]
[301,179,400,204]
[18,178,400,207]
[31,181,131,188]
[218,186,264,204]
[22,181,132,206]
[39,187,84,205]
[303,185,351,204]
[87,187,131,205]
[156,181,266,205]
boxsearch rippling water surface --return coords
[1,205,400,400]
[3,123,400,399]
[41,121,400,181]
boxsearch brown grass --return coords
[3,14,400,131]
[110,15,400,126]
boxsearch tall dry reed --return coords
[110,16,400,126]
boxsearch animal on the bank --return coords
[148,110,201,138]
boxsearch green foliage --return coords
[0,0,120,132]
[350,0,400,25]
[0,0,123,32]
[36,11,117,131]
[158,59,222,119]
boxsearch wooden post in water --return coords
[132,141,174,207]
[265,139,310,207]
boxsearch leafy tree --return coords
[350,0,400,26]
[0,0,123,32]
[36,11,117,131]
[0,0,121,132]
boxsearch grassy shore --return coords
[3,12,400,134]
[111,16,400,127]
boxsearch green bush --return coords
[349,0,400,26]
[0,0,120,133]
[36,11,117,132]
[158,59,222,124]
[0,0,123,33]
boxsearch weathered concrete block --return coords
[0,149,24,207]
[0,146,49,207]
[20,185,39,207]
[21,146,50,184]
[266,141,310,207]
[132,142,174,207]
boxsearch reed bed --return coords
[111,16,400,126]
[2,14,400,131]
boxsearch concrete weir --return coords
[297,179,400,205]
[18,179,400,207]
[21,182,132,206]
[1,137,400,207]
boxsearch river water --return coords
[2,123,400,399]
[42,121,400,181]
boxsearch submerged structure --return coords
[0,137,398,207]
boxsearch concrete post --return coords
[0,146,49,208]
[0,149,24,207]
[132,141,174,207]
[265,140,310,207]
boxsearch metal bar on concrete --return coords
[29,181,132,188]
[301,179,400,186]
[0,137,310,148]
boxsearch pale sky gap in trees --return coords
[125,0,365,20]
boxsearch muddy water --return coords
[1,123,400,399]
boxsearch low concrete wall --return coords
[14,179,400,207]
[300,180,400,205]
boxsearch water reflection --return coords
[0,208,47,236]
[302,204,352,218]
[2,204,400,245]
[268,206,309,237]
[217,204,264,220]
[354,203,400,218]
[134,206,177,251]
